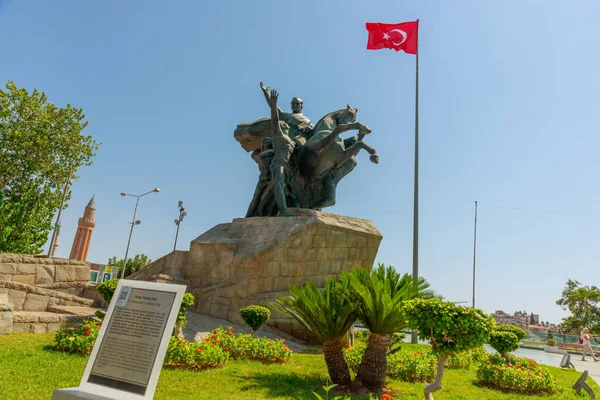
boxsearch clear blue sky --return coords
[1,1,598,324]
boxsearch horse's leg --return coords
[306,122,364,154]
[356,140,379,164]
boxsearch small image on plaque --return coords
[115,286,132,307]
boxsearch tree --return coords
[489,331,520,360]
[0,80,99,254]
[349,264,435,393]
[403,298,495,400]
[108,254,152,278]
[556,279,600,334]
[495,324,527,341]
[529,313,536,325]
[270,278,357,386]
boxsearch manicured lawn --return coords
[0,333,598,399]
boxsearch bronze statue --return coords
[237,82,379,217]
[259,82,313,142]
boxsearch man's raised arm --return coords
[260,82,284,114]
[270,89,281,137]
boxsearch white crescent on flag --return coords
[390,29,407,46]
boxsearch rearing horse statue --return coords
[294,104,379,210]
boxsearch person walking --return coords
[581,327,598,362]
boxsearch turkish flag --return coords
[366,21,419,54]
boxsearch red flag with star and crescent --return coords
[366,21,418,54]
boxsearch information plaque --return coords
[52,280,186,400]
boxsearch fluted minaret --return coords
[69,196,96,261]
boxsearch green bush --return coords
[343,344,436,383]
[476,353,558,394]
[96,279,119,304]
[495,324,527,340]
[547,338,557,347]
[445,350,472,369]
[343,342,366,373]
[387,349,437,382]
[469,346,489,365]
[489,331,520,357]
[164,336,229,370]
[54,320,101,355]
[240,305,270,333]
[173,293,195,336]
[205,326,291,364]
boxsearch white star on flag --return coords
[383,32,390,40]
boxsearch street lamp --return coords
[120,188,160,279]
[173,200,187,251]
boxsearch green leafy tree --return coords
[556,279,600,334]
[403,298,495,400]
[0,80,99,254]
[348,264,434,393]
[495,324,527,340]
[270,278,357,386]
[489,331,519,359]
[108,254,152,278]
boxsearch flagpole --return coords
[411,19,419,344]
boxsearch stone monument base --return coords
[130,209,382,342]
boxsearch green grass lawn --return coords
[0,333,598,399]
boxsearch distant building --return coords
[529,324,549,333]
[492,310,531,330]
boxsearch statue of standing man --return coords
[260,82,313,141]
[268,88,297,217]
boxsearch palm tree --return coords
[349,264,434,393]
[269,278,357,386]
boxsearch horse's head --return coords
[336,104,358,124]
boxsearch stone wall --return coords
[0,281,94,312]
[128,251,189,285]
[0,293,12,334]
[0,254,90,286]
[185,209,382,342]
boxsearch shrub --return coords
[96,279,119,304]
[173,293,195,336]
[240,305,270,333]
[495,324,527,340]
[489,331,519,357]
[387,349,437,382]
[205,326,291,364]
[343,342,366,373]
[343,344,436,383]
[547,338,557,347]
[469,346,489,365]
[445,350,472,369]
[54,320,101,355]
[476,353,558,394]
[164,337,228,370]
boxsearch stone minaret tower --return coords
[69,196,96,261]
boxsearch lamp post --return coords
[173,201,187,251]
[120,188,160,279]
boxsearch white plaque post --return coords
[53,280,186,400]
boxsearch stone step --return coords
[46,305,103,316]
[12,309,100,334]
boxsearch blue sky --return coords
[1,1,598,324]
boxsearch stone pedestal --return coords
[184,209,382,341]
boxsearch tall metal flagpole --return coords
[472,200,478,308]
[411,19,420,344]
